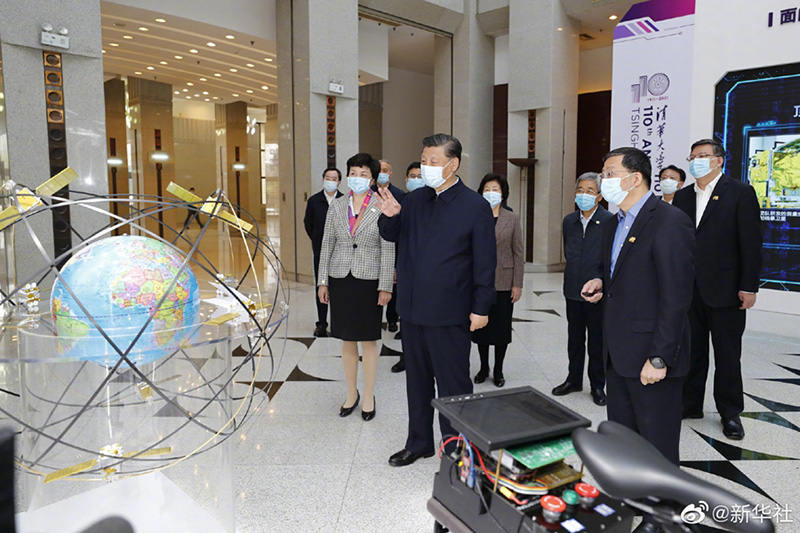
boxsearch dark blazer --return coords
[303,189,343,256]
[378,180,497,327]
[600,194,695,378]
[562,205,613,301]
[372,182,406,205]
[672,175,762,308]
[494,208,524,291]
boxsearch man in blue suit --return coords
[377,134,496,467]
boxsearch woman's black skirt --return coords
[329,274,382,341]
[471,290,513,346]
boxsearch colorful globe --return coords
[50,235,200,364]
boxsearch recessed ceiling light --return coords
[246,63,255,68]
[246,89,253,94]
[138,26,149,32]
[225,35,235,40]
[185,96,191,99]
[261,85,269,90]
[159,60,168,65]
[186,82,194,86]
[232,93,239,97]
[123,35,133,40]
[155,18,166,23]
[102,49,106,54]
[182,88,188,92]
[189,48,199,54]
[134,71,142,75]
[212,96,219,100]
[206,42,216,47]
[214,73,222,77]
[264,57,272,62]
[109,42,119,47]
[609,14,618,20]
[204,98,210,101]
[202,91,209,95]
[194,93,200,97]
[174,91,180,94]
[174,55,183,60]
[557,27,563,31]
[229,68,238,72]
[197,77,206,82]
[146,66,155,70]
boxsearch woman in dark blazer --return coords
[473,174,524,387]
[318,153,395,421]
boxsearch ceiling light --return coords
[189,48,199,54]
[102,49,106,54]
[159,60,168,65]
[182,88,188,92]
[264,57,272,62]
[123,35,133,40]
[557,27,563,31]
[246,89,253,94]
[232,93,239,97]
[185,96,191,99]
[186,82,194,86]
[246,63,254,68]
[214,73,222,77]
[155,18,166,23]
[138,26,149,31]
[174,55,183,59]
[261,85,268,90]
[199,77,207,81]
[202,91,208,95]
[204,98,210,101]
[229,68,238,72]
[109,42,119,47]
[174,91,180,94]
[212,96,219,100]
[146,66,155,70]
[225,35,235,40]
[107,157,124,166]
[194,93,200,97]
[206,42,216,47]
[134,71,142,75]
[609,14,618,21]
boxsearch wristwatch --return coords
[648,356,666,369]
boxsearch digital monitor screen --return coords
[433,386,591,451]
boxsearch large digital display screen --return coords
[714,63,800,292]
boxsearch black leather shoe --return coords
[339,391,359,417]
[388,448,435,467]
[388,322,398,332]
[394,330,402,340]
[391,358,405,373]
[552,381,582,396]
[474,369,489,384]
[362,397,375,421]
[493,373,505,388]
[313,325,328,337]
[722,416,745,440]
[632,520,663,533]
[682,408,704,419]
[591,388,607,406]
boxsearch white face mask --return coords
[660,178,679,196]
[421,159,452,189]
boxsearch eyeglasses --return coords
[599,170,632,180]
[686,153,717,161]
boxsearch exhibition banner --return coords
[610,0,695,197]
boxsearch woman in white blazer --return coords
[318,152,395,421]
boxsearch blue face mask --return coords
[689,158,714,179]
[377,172,391,186]
[348,176,371,195]
[406,177,424,191]
[575,193,597,211]
[600,174,633,206]
[483,191,503,208]
[323,180,339,194]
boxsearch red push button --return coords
[575,483,599,498]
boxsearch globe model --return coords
[50,235,200,364]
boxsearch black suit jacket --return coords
[378,180,496,327]
[601,194,695,378]
[303,189,343,256]
[562,205,613,301]
[672,175,762,308]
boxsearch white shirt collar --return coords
[324,191,337,205]
[694,172,722,195]
[435,177,460,196]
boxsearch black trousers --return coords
[565,298,605,389]
[385,283,399,324]
[606,362,683,465]
[683,288,746,419]
[312,253,328,327]
[182,210,203,229]
[403,321,472,454]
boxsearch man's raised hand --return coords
[376,186,402,217]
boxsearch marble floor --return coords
[231,272,800,533]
